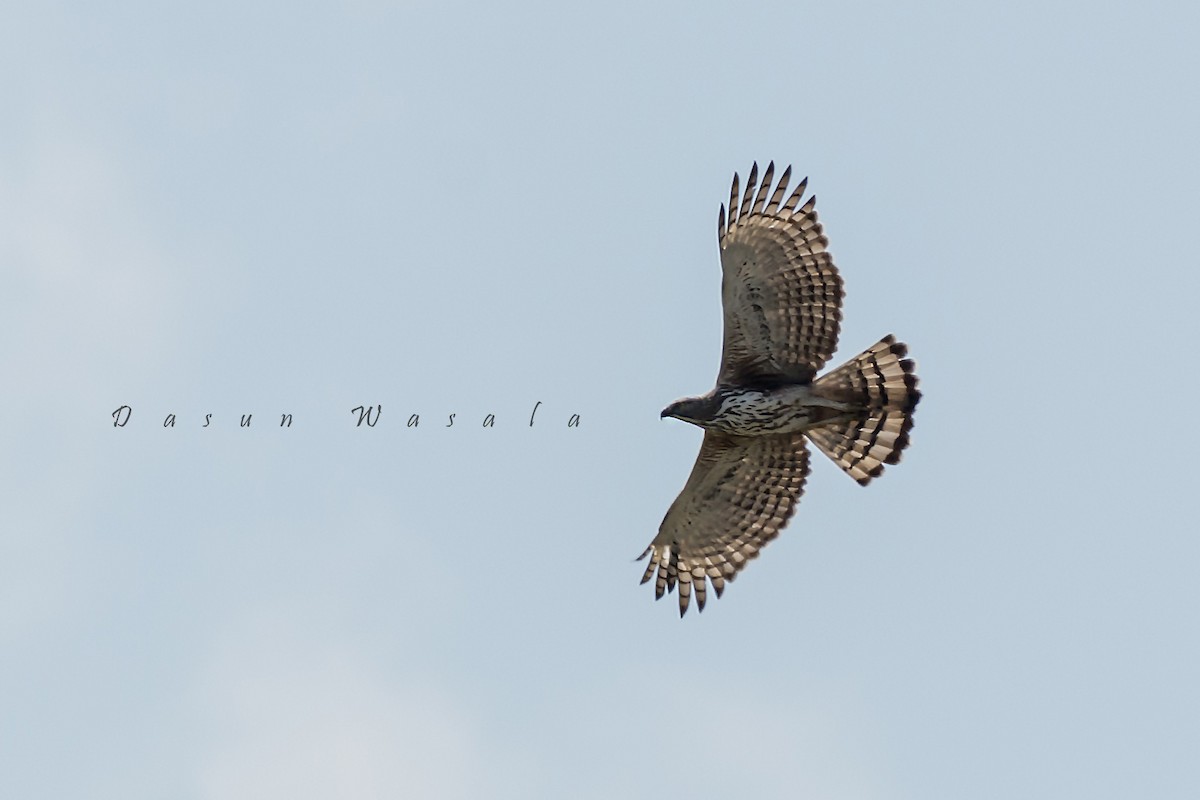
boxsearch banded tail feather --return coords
[808,335,920,485]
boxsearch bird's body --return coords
[640,162,921,616]
[663,384,855,436]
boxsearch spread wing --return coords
[717,162,844,386]
[637,431,810,616]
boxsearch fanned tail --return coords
[808,335,920,485]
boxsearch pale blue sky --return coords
[2,1,1198,798]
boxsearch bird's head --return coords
[661,396,715,426]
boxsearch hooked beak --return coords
[660,407,673,420]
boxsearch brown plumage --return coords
[641,162,921,616]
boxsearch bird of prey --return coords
[638,162,921,616]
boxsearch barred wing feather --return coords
[638,431,810,616]
[717,161,844,387]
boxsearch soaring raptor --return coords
[638,162,921,616]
